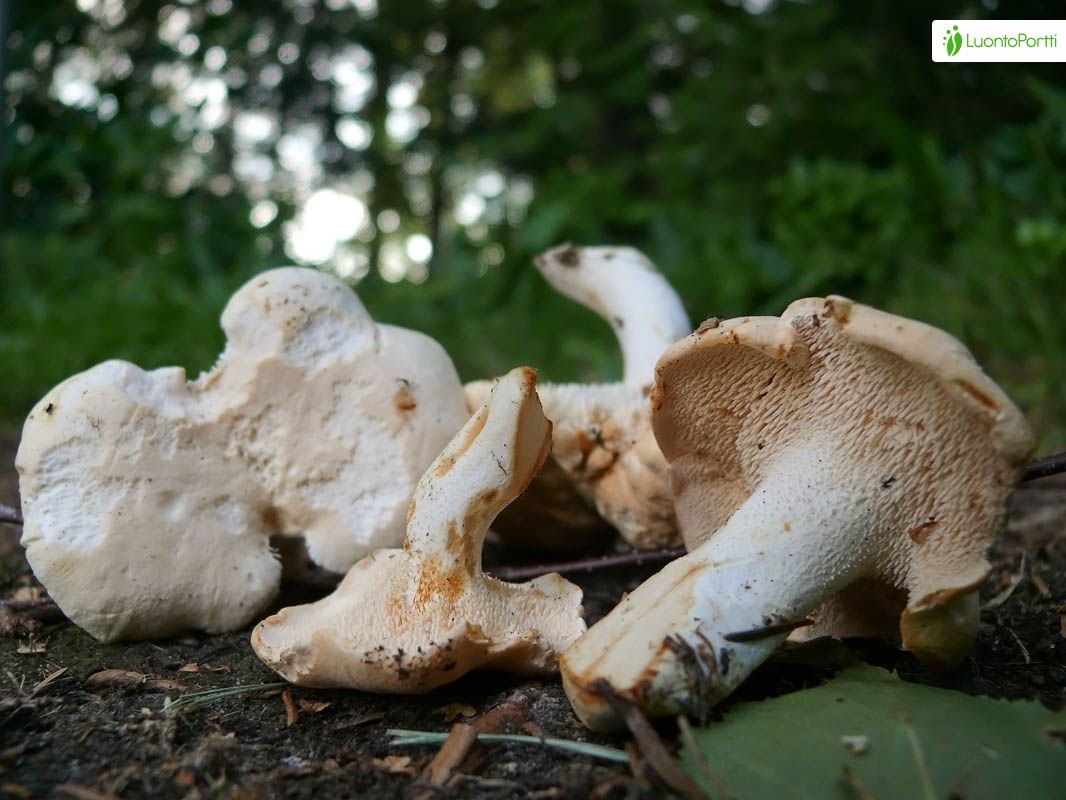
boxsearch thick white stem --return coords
[535,246,691,389]
[405,367,550,573]
[562,443,879,729]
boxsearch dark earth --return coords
[1,434,1064,799]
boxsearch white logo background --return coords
[932,20,1066,63]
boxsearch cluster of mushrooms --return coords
[15,246,1035,731]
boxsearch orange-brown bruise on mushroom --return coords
[251,368,586,693]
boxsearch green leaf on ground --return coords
[681,665,1065,800]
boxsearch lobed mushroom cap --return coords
[16,361,280,642]
[16,267,469,641]
[251,367,587,692]
[652,295,1034,666]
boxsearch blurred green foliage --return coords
[2,1,1065,449]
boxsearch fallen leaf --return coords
[332,711,385,731]
[297,698,331,714]
[86,669,146,686]
[681,665,1066,800]
[55,784,122,800]
[437,703,477,722]
[372,755,414,775]
[85,669,186,692]
[282,690,299,727]
[177,662,231,674]
[0,783,33,799]
[16,640,46,655]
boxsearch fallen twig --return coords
[488,547,686,581]
[677,715,735,799]
[0,505,22,526]
[422,722,479,787]
[388,729,629,764]
[1005,626,1032,665]
[723,617,814,643]
[591,679,709,800]
[1023,451,1066,482]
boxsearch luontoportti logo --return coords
[933,20,1065,63]
[944,24,963,57]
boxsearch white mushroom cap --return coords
[465,245,691,550]
[251,367,586,691]
[16,362,279,641]
[561,296,1034,729]
[16,268,469,641]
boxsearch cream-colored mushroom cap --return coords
[251,367,587,692]
[16,267,468,641]
[561,295,1034,730]
[464,245,691,551]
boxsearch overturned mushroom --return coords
[16,268,469,641]
[466,245,692,550]
[251,367,586,691]
[561,296,1034,730]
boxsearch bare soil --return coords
[1,433,1063,799]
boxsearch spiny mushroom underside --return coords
[562,296,1033,729]
[252,367,587,692]
[15,268,469,641]
[658,296,1033,665]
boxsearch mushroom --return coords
[560,296,1034,730]
[466,245,692,550]
[15,267,469,641]
[251,367,586,691]
[534,243,692,390]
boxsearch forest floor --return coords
[1,434,1064,799]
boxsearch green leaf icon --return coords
[945,25,963,56]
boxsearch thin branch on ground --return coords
[0,504,22,526]
[1023,451,1066,482]
[591,679,710,800]
[488,547,686,581]
[676,715,735,800]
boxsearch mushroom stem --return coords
[534,245,691,389]
[405,366,552,574]
[560,445,879,731]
